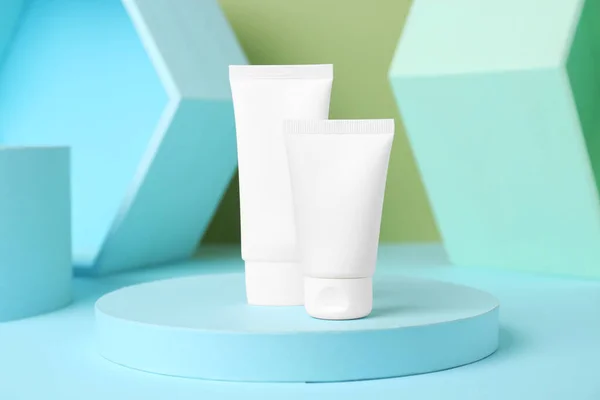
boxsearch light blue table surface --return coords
[1,244,599,399]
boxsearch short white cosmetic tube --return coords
[284,119,395,319]
[229,65,333,306]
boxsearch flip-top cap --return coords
[304,276,373,320]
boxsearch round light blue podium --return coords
[95,273,499,382]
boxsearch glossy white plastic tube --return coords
[229,65,333,306]
[284,119,395,319]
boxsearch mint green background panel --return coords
[389,0,600,277]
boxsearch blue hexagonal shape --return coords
[0,0,246,274]
[389,0,600,277]
[0,1,23,63]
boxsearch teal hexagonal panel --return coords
[0,0,246,274]
[0,0,25,65]
[389,0,600,277]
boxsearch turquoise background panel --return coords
[0,0,167,267]
[0,0,24,65]
[94,100,238,273]
[124,0,242,99]
[0,147,71,322]
[0,0,246,273]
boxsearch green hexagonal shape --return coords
[389,0,600,277]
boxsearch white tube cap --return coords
[245,261,304,306]
[304,277,373,320]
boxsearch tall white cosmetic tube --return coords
[284,119,395,319]
[229,65,333,306]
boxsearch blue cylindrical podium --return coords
[0,147,71,322]
[96,273,499,382]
